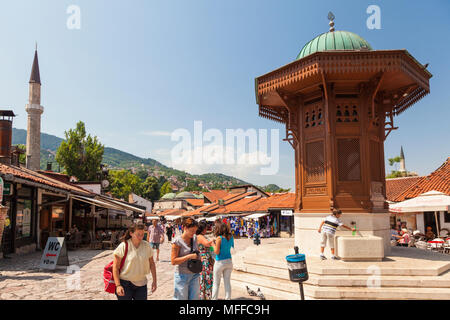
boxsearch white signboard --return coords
[39,237,69,269]
[281,210,293,216]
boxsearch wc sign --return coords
[39,237,69,270]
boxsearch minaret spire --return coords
[399,146,406,174]
[29,46,41,84]
[25,45,44,171]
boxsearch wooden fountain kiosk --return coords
[254,16,432,256]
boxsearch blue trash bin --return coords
[286,254,309,283]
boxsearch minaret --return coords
[25,46,44,171]
[399,146,406,174]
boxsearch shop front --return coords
[242,213,278,238]
[2,183,38,255]
[277,209,294,237]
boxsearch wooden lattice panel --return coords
[370,140,382,182]
[304,103,324,129]
[337,138,361,181]
[305,141,325,183]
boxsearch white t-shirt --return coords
[113,239,153,286]
[322,215,343,235]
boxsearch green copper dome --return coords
[161,192,176,199]
[296,30,372,60]
[175,192,197,199]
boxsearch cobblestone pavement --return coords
[0,237,292,300]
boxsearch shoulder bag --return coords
[103,241,129,294]
[187,237,202,274]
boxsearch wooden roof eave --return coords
[255,49,431,97]
[0,173,90,197]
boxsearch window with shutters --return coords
[337,138,361,181]
[305,141,325,183]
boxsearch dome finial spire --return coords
[328,11,335,32]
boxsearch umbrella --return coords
[389,191,450,213]
[389,191,450,236]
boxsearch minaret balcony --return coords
[25,103,44,114]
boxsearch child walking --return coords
[318,209,353,260]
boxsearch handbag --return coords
[187,237,202,274]
[103,241,128,294]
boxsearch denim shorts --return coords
[151,242,160,249]
[173,272,200,300]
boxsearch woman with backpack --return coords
[171,217,201,300]
[211,221,234,300]
[112,223,157,300]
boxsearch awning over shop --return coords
[70,195,125,211]
[99,197,146,214]
[196,216,217,222]
[165,215,181,221]
[243,213,269,220]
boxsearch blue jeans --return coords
[115,280,147,300]
[173,272,200,300]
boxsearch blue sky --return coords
[0,0,449,190]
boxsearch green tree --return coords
[387,156,404,178]
[184,179,202,192]
[386,171,405,179]
[141,176,160,201]
[109,170,143,200]
[160,181,173,197]
[136,169,148,181]
[276,188,291,193]
[211,182,223,190]
[388,156,402,168]
[55,121,104,181]
[16,144,27,164]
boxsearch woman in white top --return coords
[113,223,157,300]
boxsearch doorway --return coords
[424,211,440,235]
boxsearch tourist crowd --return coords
[110,217,235,300]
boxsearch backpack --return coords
[103,241,128,294]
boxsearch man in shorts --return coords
[318,209,353,260]
[148,219,164,261]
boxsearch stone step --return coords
[238,255,450,276]
[239,265,450,288]
[307,273,450,288]
[231,270,450,300]
[309,286,450,300]
[237,263,450,287]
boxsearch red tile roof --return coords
[386,176,423,202]
[182,192,296,216]
[182,192,255,216]
[224,192,295,213]
[185,199,204,207]
[157,209,186,216]
[0,164,92,196]
[393,157,450,202]
[202,190,230,203]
